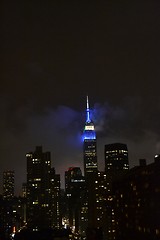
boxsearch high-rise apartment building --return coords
[3,170,14,200]
[26,146,61,230]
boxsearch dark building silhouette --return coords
[86,227,103,240]
[113,157,160,240]
[0,195,25,237]
[105,143,129,174]
[50,167,61,228]
[104,143,129,240]
[26,146,61,230]
[14,228,71,240]
[1,171,25,237]
[65,167,86,232]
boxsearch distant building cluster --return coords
[0,97,160,240]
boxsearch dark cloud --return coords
[94,96,160,140]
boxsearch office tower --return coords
[3,170,14,200]
[104,143,129,240]
[26,146,61,230]
[105,143,129,175]
[82,97,100,234]
[83,96,98,176]
[113,158,160,240]
[65,167,85,232]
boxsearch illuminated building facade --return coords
[83,96,98,176]
[3,170,14,200]
[81,97,102,236]
[26,146,61,230]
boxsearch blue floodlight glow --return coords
[86,95,91,123]
[82,96,96,141]
[87,109,91,123]
[83,130,96,140]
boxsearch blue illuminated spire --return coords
[83,96,96,140]
[86,95,91,123]
[83,96,97,176]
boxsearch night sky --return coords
[2,1,160,195]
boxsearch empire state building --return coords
[83,96,98,176]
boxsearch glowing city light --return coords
[83,96,96,141]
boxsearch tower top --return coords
[86,95,91,123]
[84,96,96,140]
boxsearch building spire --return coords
[86,95,91,123]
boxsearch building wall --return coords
[113,159,160,240]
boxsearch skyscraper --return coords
[65,167,85,232]
[3,170,14,200]
[104,143,129,240]
[83,96,98,176]
[105,143,129,176]
[82,97,99,232]
[26,146,61,230]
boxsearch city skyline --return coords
[1,1,160,195]
[0,95,160,195]
[0,97,159,196]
